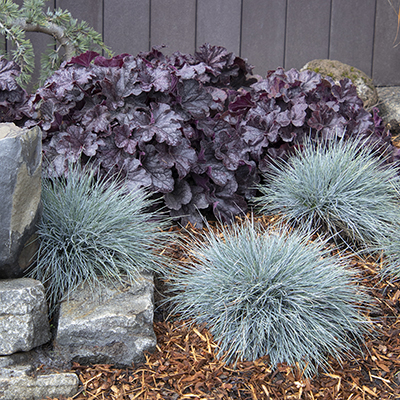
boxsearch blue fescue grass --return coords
[29,163,172,313]
[378,222,400,280]
[165,219,372,377]
[254,137,400,250]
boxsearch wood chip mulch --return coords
[48,221,400,400]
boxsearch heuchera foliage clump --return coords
[0,56,30,122]
[6,45,391,225]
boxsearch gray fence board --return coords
[2,0,400,88]
[0,36,5,56]
[196,0,242,55]
[150,0,196,54]
[329,0,375,76]
[104,0,150,57]
[57,0,103,37]
[241,0,287,76]
[373,0,400,86]
[285,0,331,70]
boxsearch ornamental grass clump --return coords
[29,163,171,313]
[380,239,400,280]
[166,220,371,377]
[255,137,400,249]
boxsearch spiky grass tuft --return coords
[29,163,172,313]
[254,137,400,249]
[166,219,371,377]
[380,243,400,280]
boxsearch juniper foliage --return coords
[0,0,112,87]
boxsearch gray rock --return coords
[0,343,79,399]
[300,59,379,110]
[54,274,157,367]
[376,86,400,124]
[0,278,51,355]
[0,369,79,400]
[0,123,42,279]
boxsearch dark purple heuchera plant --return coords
[0,57,30,122]
[3,45,392,226]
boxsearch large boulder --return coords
[54,274,157,367]
[0,278,51,355]
[300,59,378,110]
[0,123,42,279]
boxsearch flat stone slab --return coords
[54,274,157,367]
[0,351,79,400]
[0,278,50,355]
[0,369,78,400]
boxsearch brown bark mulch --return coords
[48,222,400,400]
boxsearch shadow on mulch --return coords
[49,219,400,400]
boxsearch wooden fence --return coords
[3,0,400,87]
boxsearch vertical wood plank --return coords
[196,0,242,55]
[241,0,286,76]
[0,35,6,56]
[55,0,104,66]
[104,0,149,56]
[56,0,103,36]
[329,0,375,76]
[150,0,196,54]
[285,0,331,70]
[373,0,400,85]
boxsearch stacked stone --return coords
[0,123,78,399]
[0,123,157,399]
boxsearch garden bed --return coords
[48,218,400,400]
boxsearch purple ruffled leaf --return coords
[148,103,183,146]
[114,124,138,154]
[0,57,22,91]
[211,191,247,223]
[123,157,152,191]
[68,51,99,67]
[331,79,361,104]
[94,54,130,67]
[156,139,197,179]
[97,137,127,169]
[228,91,255,114]
[141,144,175,193]
[299,69,322,92]
[53,126,101,161]
[195,43,235,76]
[178,79,213,119]
[176,62,207,80]
[164,180,192,210]
[135,58,172,93]
[81,104,111,133]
